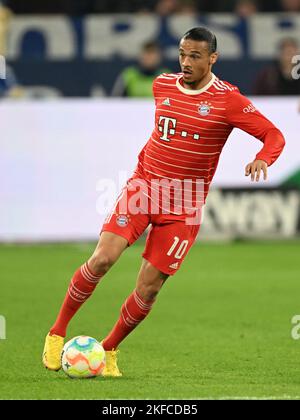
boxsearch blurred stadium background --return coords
[0,0,300,400]
[0,0,299,242]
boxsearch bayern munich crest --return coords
[198,101,211,116]
[116,214,129,227]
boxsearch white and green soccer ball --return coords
[61,336,106,379]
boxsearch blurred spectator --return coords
[6,0,158,14]
[94,1,157,14]
[155,0,178,16]
[234,0,258,17]
[187,0,254,13]
[6,0,291,14]
[177,0,198,15]
[279,0,300,12]
[253,38,300,95]
[0,64,24,98]
[111,41,169,97]
[0,0,12,55]
[262,0,300,12]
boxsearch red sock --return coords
[50,262,103,337]
[102,289,155,351]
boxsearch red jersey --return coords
[134,72,285,213]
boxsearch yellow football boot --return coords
[42,333,64,371]
[101,346,122,378]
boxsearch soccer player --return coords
[43,27,285,377]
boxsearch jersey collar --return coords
[176,73,216,95]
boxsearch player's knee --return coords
[89,249,115,275]
[137,262,169,301]
[138,284,161,302]
[137,275,167,301]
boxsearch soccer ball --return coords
[61,336,106,379]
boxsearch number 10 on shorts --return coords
[167,237,189,259]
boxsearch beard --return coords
[182,78,195,85]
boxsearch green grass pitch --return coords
[0,240,300,400]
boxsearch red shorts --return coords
[101,178,201,275]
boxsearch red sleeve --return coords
[225,92,285,166]
[152,73,169,103]
[152,75,161,104]
[152,77,157,99]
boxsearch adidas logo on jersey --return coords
[169,262,179,269]
[162,98,171,106]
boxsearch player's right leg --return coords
[42,232,128,371]
[100,214,201,377]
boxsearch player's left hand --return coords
[245,159,268,182]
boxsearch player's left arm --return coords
[226,91,286,182]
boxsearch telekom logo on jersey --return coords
[158,116,200,141]
[97,115,206,225]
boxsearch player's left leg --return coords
[101,259,168,377]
